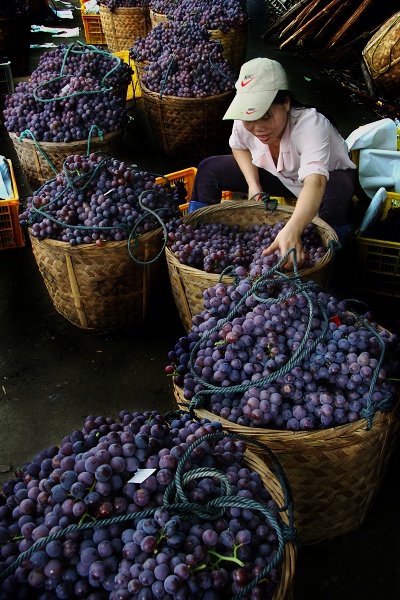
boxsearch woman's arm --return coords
[262,173,327,268]
[232,148,264,200]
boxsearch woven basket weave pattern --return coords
[140,85,234,159]
[9,129,124,192]
[29,228,163,331]
[174,384,400,545]
[245,451,296,599]
[166,201,338,333]
[362,11,400,92]
[99,5,151,53]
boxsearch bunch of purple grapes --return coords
[19,154,182,245]
[165,218,328,273]
[139,37,237,97]
[3,44,132,143]
[132,21,212,63]
[166,275,400,431]
[0,0,29,18]
[0,411,285,599]
[97,0,149,9]
[150,0,248,32]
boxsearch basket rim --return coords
[8,127,124,150]
[166,200,338,278]
[140,84,235,103]
[28,226,162,255]
[174,383,400,447]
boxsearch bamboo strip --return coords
[326,0,375,48]
[279,0,344,49]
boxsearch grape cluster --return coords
[149,0,248,32]
[167,276,400,431]
[0,411,285,599]
[3,44,131,143]
[0,0,29,18]
[132,22,211,63]
[134,23,237,97]
[165,218,328,273]
[19,154,183,245]
[97,0,149,9]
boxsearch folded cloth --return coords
[0,157,13,200]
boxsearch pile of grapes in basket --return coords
[19,155,187,244]
[0,411,286,599]
[165,218,328,273]
[167,273,400,431]
[131,22,237,97]
[150,0,248,33]
[3,43,132,143]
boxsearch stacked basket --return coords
[99,4,151,52]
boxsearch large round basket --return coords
[174,382,400,546]
[9,129,124,193]
[208,23,249,71]
[244,451,296,599]
[0,17,30,76]
[29,228,164,331]
[99,5,151,53]
[140,84,234,160]
[362,11,400,93]
[166,201,338,333]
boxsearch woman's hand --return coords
[262,223,305,270]
[248,184,264,202]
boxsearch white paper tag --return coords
[128,468,156,484]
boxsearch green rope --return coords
[19,129,58,175]
[184,249,389,430]
[32,41,130,103]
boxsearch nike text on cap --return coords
[223,57,289,121]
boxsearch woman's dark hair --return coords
[273,90,338,130]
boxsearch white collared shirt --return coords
[229,107,356,197]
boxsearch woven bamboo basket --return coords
[244,451,296,600]
[174,382,400,545]
[29,228,164,331]
[9,128,124,193]
[165,201,338,333]
[362,11,400,93]
[149,9,169,27]
[99,5,151,53]
[140,84,234,160]
[208,23,249,71]
[0,17,30,76]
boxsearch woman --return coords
[189,57,358,268]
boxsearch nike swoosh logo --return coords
[241,76,256,87]
[245,109,258,114]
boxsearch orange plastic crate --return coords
[0,160,25,249]
[81,11,106,45]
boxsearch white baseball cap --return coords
[223,57,289,121]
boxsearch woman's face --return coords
[242,100,290,145]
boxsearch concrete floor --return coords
[1,0,400,598]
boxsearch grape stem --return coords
[208,546,245,567]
